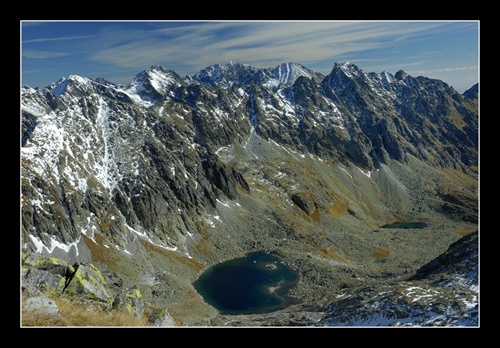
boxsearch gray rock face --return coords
[409,230,478,282]
[23,296,60,317]
[291,192,316,215]
[21,61,478,327]
[22,267,65,294]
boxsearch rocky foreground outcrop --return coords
[21,253,174,326]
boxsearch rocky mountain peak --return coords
[336,61,363,76]
[94,76,118,87]
[463,83,478,99]
[190,61,259,87]
[122,65,185,104]
[394,69,409,81]
[48,75,93,97]
[189,61,324,90]
[267,62,325,87]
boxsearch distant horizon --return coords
[21,20,479,93]
[24,60,479,95]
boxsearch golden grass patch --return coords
[316,248,349,263]
[450,112,467,129]
[158,287,214,326]
[373,247,390,260]
[140,239,205,272]
[439,167,477,186]
[192,221,215,257]
[450,226,478,236]
[310,208,321,221]
[22,294,151,327]
[82,233,121,271]
[329,204,348,218]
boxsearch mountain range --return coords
[21,61,479,326]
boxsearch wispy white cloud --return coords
[410,65,478,76]
[23,35,99,43]
[87,21,453,75]
[435,66,478,72]
[23,50,69,59]
[23,69,45,74]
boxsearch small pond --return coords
[380,221,428,229]
[193,251,301,315]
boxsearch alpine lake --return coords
[193,251,301,315]
[380,221,428,229]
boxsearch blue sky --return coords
[21,20,479,93]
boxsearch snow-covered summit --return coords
[332,61,364,80]
[48,75,94,97]
[190,61,324,90]
[189,61,259,87]
[120,65,185,105]
[263,62,324,89]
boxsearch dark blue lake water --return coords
[193,251,300,315]
[380,221,428,229]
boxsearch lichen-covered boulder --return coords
[112,286,144,318]
[22,254,69,294]
[23,254,67,271]
[62,263,114,309]
[148,308,175,327]
[22,267,66,294]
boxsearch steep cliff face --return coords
[21,61,478,326]
[21,73,251,260]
